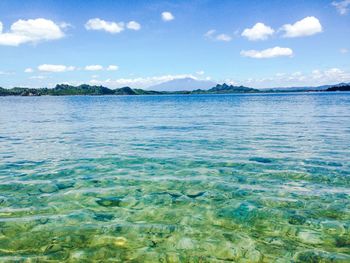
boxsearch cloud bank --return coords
[240,47,293,59]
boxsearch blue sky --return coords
[0,0,349,89]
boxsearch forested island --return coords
[0,83,349,96]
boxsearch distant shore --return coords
[1,83,349,97]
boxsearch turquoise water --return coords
[0,93,349,262]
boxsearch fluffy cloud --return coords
[340,48,349,54]
[241,23,274,41]
[85,65,103,71]
[38,64,75,72]
[162,12,175,21]
[107,65,119,71]
[240,47,293,59]
[204,30,232,42]
[127,21,141,31]
[0,18,65,46]
[24,68,34,73]
[332,0,350,15]
[281,16,322,38]
[85,18,124,34]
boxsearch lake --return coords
[0,93,349,262]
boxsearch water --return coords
[0,93,349,262]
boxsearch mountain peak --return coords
[147,77,217,91]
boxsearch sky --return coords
[0,0,350,89]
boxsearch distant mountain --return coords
[267,82,350,92]
[147,77,216,91]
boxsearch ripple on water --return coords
[0,93,350,261]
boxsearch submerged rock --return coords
[94,213,115,221]
[335,236,350,248]
[321,221,345,235]
[288,214,306,225]
[44,243,62,254]
[217,202,261,224]
[184,190,205,199]
[56,181,75,190]
[295,250,350,263]
[297,230,323,245]
[176,237,195,250]
[96,197,122,207]
[90,235,127,248]
[38,217,49,224]
[39,184,59,193]
[118,196,137,207]
[166,252,181,263]
[249,157,273,163]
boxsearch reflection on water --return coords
[0,93,350,262]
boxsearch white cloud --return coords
[340,48,349,54]
[107,65,119,71]
[38,64,75,72]
[204,29,216,38]
[89,74,198,88]
[30,75,47,79]
[216,34,232,42]
[196,70,205,75]
[241,22,274,41]
[85,65,103,71]
[162,12,175,22]
[0,18,65,46]
[127,21,141,31]
[24,68,33,73]
[332,0,350,15]
[204,30,232,42]
[85,18,124,34]
[322,68,349,80]
[59,22,72,29]
[281,16,322,38]
[240,46,293,59]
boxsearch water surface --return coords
[0,93,349,262]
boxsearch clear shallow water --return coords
[0,93,349,262]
